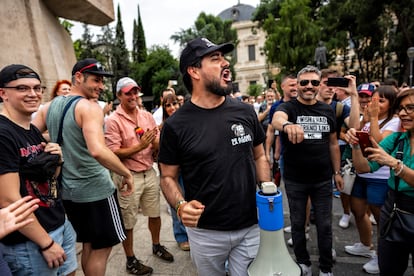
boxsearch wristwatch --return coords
[282,121,293,131]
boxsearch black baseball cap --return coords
[0,64,41,87]
[179,37,234,75]
[72,58,114,77]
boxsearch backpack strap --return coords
[56,96,82,145]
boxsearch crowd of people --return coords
[0,36,413,276]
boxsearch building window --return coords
[248,45,256,61]
[249,80,257,85]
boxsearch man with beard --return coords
[272,65,344,276]
[158,37,271,276]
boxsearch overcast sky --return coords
[70,0,260,57]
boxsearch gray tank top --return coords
[46,95,115,202]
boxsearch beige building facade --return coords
[219,3,278,95]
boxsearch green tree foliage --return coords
[96,26,116,101]
[74,24,97,60]
[132,19,139,63]
[170,12,238,84]
[255,0,414,83]
[111,4,130,94]
[171,12,237,47]
[247,84,263,97]
[255,0,320,74]
[131,46,179,106]
[135,5,147,63]
[59,19,74,35]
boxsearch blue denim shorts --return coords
[2,219,77,276]
[351,176,389,206]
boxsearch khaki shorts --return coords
[113,168,160,229]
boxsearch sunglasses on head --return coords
[78,62,105,73]
[299,79,320,86]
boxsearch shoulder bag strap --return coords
[56,96,82,145]
[394,135,405,202]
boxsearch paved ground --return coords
[75,182,414,276]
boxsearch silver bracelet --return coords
[395,163,404,176]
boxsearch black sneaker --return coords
[152,244,174,262]
[126,257,153,275]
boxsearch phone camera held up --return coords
[355,131,372,158]
[326,77,349,87]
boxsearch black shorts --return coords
[63,191,126,249]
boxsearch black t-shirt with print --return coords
[277,99,336,183]
[159,97,265,231]
[0,115,65,245]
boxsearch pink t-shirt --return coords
[105,105,158,172]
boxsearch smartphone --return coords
[355,131,372,157]
[327,77,349,87]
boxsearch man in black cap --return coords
[158,38,271,276]
[33,58,134,276]
[0,64,77,275]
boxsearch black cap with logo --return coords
[179,38,234,75]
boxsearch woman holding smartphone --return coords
[345,88,414,276]
[344,85,400,274]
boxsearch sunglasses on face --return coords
[299,79,320,86]
[165,102,178,108]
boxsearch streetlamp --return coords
[407,47,414,87]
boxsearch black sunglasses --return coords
[299,79,320,86]
[165,102,178,108]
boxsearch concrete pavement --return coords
[74,182,414,276]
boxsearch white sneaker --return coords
[287,233,310,246]
[363,255,379,274]
[319,271,333,276]
[338,214,351,229]
[299,263,312,276]
[369,214,377,225]
[344,242,375,258]
[284,225,310,233]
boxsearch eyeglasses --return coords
[299,79,320,86]
[78,62,105,73]
[3,85,45,94]
[397,104,414,114]
[165,102,178,108]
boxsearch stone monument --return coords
[314,41,327,69]
[0,0,114,101]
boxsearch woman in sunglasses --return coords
[161,94,180,128]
